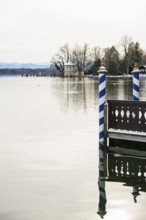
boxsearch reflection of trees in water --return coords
[51,77,146,113]
[106,77,146,101]
[106,78,132,100]
[140,77,146,101]
[51,77,97,113]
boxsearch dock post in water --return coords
[132,63,140,100]
[98,63,107,148]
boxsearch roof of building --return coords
[64,61,75,66]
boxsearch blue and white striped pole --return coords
[97,63,107,218]
[132,63,140,101]
[98,63,107,146]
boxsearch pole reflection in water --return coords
[132,185,140,203]
[97,143,107,218]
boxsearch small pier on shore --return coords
[98,63,146,148]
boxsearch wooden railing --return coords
[108,100,146,132]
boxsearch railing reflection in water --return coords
[97,146,146,218]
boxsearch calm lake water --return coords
[0,76,146,220]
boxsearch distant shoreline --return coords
[0,69,146,78]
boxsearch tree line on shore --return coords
[52,35,146,76]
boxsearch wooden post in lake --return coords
[98,63,107,147]
[132,63,140,101]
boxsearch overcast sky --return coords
[0,0,146,63]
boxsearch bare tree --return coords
[142,51,146,64]
[121,36,144,73]
[72,43,89,76]
[90,46,103,62]
[86,46,102,75]
[82,43,89,71]
[120,35,133,74]
[59,43,70,62]
[103,46,120,75]
[52,43,70,77]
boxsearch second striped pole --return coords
[132,63,140,101]
[98,63,107,146]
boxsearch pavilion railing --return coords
[107,100,146,132]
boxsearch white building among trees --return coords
[64,61,84,77]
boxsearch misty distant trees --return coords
[52,35,146,76]
[0,68,53,77]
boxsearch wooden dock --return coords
[104,100,146,147]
